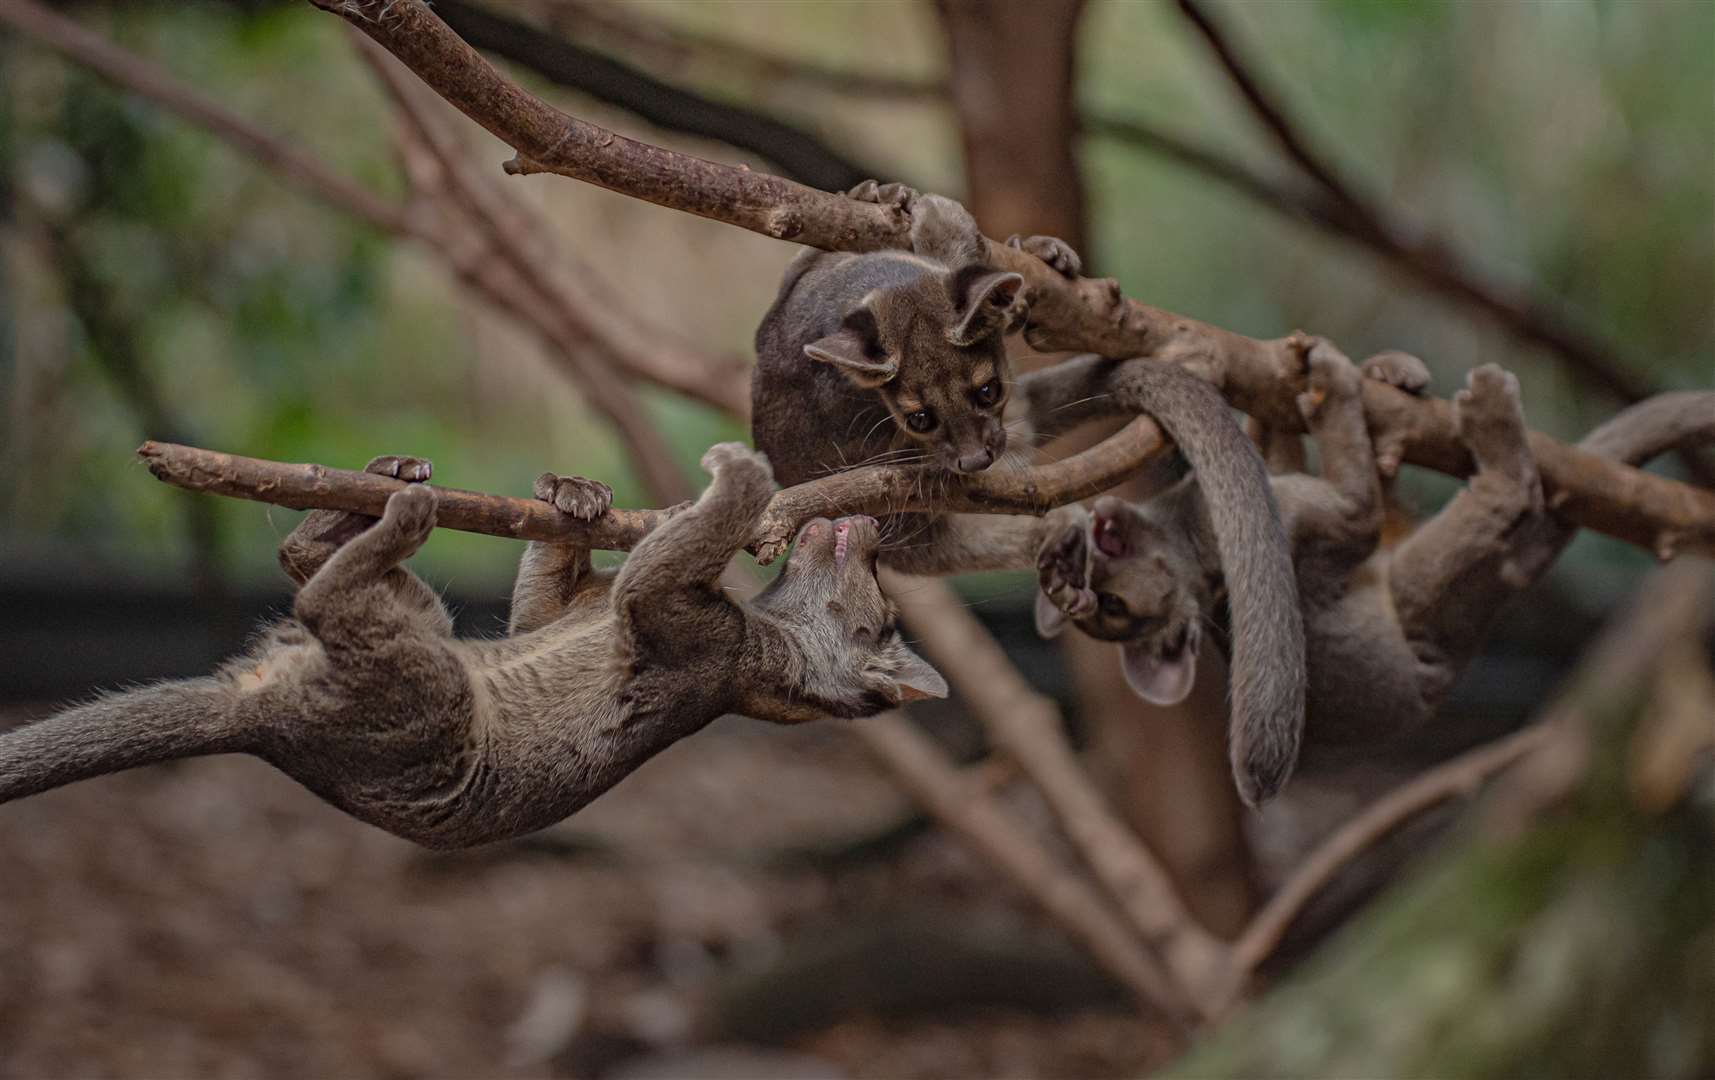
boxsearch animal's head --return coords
[803,263,1025,474]
[750,514,947,722]
[1035,496,1212,707]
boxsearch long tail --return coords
[0,678,243,804]
[1111,362,1306,806]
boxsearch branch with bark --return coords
[137,419,1167,560]
[293,0,1714,560]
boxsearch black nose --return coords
[955,448,995,473]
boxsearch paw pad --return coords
[533,473,613,522]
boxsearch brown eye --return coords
[973,378,1003,408]
[905,409,937,433]
[1098,593,1127,618]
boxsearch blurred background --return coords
[0,1,1710,1076]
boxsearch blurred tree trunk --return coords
[935,0,1256,936]
[935,0,1085,249]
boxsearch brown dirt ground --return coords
[0,706,1178,1079]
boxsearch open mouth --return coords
[1092,508,1129,558]
[833,515,880,567]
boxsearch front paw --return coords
[1454,365,1530,469]
[847,179,918,211]
[365,454,433,483]
[701,441,771,480]
[1297,342,1361,423]
[533,473,613,521]
[1007,234,1082,279]
[1361,350,1430,395]
[379,484,438,545]
[1036,511,1095,618]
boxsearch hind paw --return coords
[1361,351,1430,395]
[847,180,918,211]
[1454,365,1530,465]
[533,473,613,521]
[379,484,438,545]
[1007,234,1082,278]
[364,454,433,484]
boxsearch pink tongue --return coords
[834,521,851,566]
[1095,516,1127,558]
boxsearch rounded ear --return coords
[805,332,896,388]
[805,305,895,387]
[947,270,1024,346]
[891,645,949,702]
[1034,590,1068,639]
[1119,637,1198,706]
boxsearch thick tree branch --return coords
[493,0,1674,415]
[303,0,1715,559]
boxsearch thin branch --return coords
[1229,723,1549,977]
[357,33,753,420]
[0,0,408,232]
[883,571,1236,1020]
[1230,558,1715,982]
[433,0,870,192]
[538,0,946,103]
[0,0,745,421]
[1171,0,1654,406]
[306,0,1715,560]
[1171,0,1368,224]
[850,711,1197,1029]
[500,0,1669,412]
[354,36,690,502]
[135,421,1168,557]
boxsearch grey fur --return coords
[1039,344,1715,794]
[753,181,1073,485]
[0,446,946,848]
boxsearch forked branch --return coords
[310,0,1715,560]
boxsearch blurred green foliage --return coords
[0,0,1708,604]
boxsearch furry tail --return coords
[1111,362,1306,806]
[0,678,242,804]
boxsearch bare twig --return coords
[355,37,690,502]
[851,712,1197,1028]
[0,0,407,231]
[883,571,1235,1018]
[434,0,870,191]
[303,0,1715,560]
[538,0,946,103]
[0,0,744,421]
[1172,0,1654,406]
[505,0,1671,413]
[136,422,1168,557]
[1231,558,1715,981]
[1229,724,1549,977]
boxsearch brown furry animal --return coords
[1037,342,1715,783]
[0,444,945,848]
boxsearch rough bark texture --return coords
[137,420,1167,559]
[298,0,1714,561]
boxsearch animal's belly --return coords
[1302,586,1428,748]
